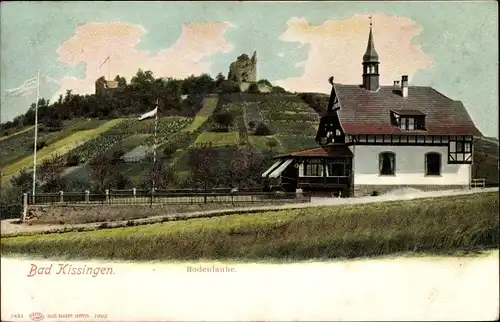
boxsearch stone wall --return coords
[354,185,469,197]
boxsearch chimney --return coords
[401,75,408,97]
[393,81,400,92]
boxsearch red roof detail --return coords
[331,85,482,137]
[276,144,354,158]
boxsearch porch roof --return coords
[275,144,354,159]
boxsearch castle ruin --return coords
[227,51,257,91]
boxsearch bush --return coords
[66,153,80,166]
[254,122,273,136]
[111,149,125,165]
[219,80,238,93]
[246,83,260,93]
[247,121,257,131]
[30,140,46,151]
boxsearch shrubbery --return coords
[254,122,273,136]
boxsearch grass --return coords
[248,135,282,152]
[0,119,107,166]
[0,125,35,141]
[1,192,498,261]
[194,131,240,147]
[182,96,219,132]
[1,119,123,185]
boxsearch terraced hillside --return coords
[0,119,108,167]
[1,119,122,185]
[214,93,319,153]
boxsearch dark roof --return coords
[363,27,379,62]
[334,84,482,136]
[275,144,354,158]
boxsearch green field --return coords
[2,192,497,261]
[194,131,240,147]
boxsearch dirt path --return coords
[1,187,497,237]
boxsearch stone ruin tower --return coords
[227,51,257,91]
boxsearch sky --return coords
[0,1,498,138]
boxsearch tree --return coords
[257,79,273,87]
[140,160,174,190]
[38,154,67,192]
[30,140,47,152]
[66,153,80,167]
[88,153,114,192]
[266,138,278,152]
[247,83,260,93]
[162,141,180,159]
[473,151,488,178]
[187,143,219,190]
[215,73,226,87]
[43,118,63,132]
[212,112,234,132]
[227,146,265,188]
[111,149,125,165]
[10,169,33,193]
[114,75,127,88]
[254,122,273,136]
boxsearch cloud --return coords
[53,21,233,100]
[275,14,434,93]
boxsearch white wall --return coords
[350,145,470,185]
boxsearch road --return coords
[1,187,497,237]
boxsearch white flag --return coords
[4,77,37,99]
[138,107,158,121]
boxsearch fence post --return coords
[22,193,28,222]
[59,191,64,204]
[150,189,154,207]
[106,189,110,205]
[85,190,90,203]
[133,188,136,204]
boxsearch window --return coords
[397,116,425,131]
[449,137,473,164]
[303,160,323,177]
[400,117,407,130]
[379,152,396,175]
[408,118,415,130]
[425,153,441,176]
[327,163,346,177]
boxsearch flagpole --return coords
[152,98,158,192]
[32,70,40,203]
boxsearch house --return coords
[261,20,482,197]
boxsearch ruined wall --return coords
[228,51,257,85]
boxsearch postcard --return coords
[1,1,498,321]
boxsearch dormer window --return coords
[391,110,426,131]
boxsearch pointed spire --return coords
[363,15,379,62]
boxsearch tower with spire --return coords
[362,15,380,91]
